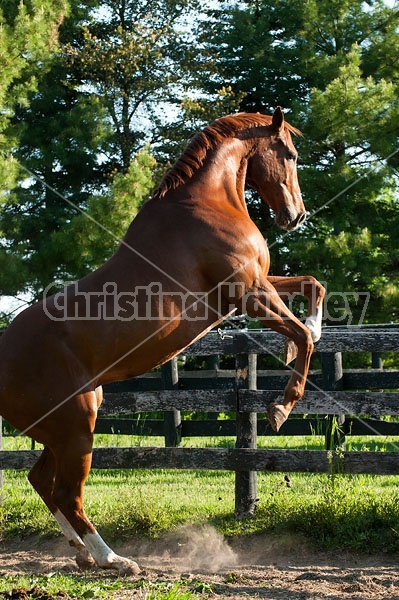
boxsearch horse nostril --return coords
[292,212,306,229]
[298,212,307,226]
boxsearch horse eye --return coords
[286,151,297,161]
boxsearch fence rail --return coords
[1,447,399,476]
[1,326,399,517]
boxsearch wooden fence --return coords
[1,325,399,517]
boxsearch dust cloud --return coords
[135,525,239,573]
[174,525,238,572]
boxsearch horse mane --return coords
[152,112,301,200]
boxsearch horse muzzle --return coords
[275,209,306,231]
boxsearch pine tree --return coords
[0,1,112,298]
[0,0,69,300]
[0,0,68,199]
[68,0,199,172]
[53,148,156,280]
[189,0,399,323]
[0,0,197,304]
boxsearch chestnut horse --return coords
[0,108,325,574]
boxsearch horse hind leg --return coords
[28,446,95,569]
[49,399,140,575]
[29,391,140,575]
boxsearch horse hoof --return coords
[268,403,289,432]
[284,339,298,365]
[75,551,96,571]
[116,559,141,577]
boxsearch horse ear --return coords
[272,106,284,132]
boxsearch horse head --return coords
[246,107,306,231]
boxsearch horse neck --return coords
[187,138,250,214]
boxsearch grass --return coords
[0,573,204,599]
[2,432,399,553]
[0,573,133,598]
[2,432,399,597]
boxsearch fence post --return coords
[206,355,220,421]
[371,352,383,417]
[206,355,220,370]
[321,352,345,450]
[372,352,383,370]
[235,353,258,519]
[0,416,3,503]
[161,357,182,447]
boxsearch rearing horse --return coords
[0,108,325,574]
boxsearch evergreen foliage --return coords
[0,0,398,324]
[0,0,69,199]
[188,0,399,324]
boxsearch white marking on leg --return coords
[53,509,95,567]
[305,304,323,342]
[54,509,84,546]
[82,531,117,565]
[83,531,141,575]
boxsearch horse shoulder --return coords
[198,213,270,286]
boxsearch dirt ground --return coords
[1,527,399,599]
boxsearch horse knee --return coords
[314,278,326,301]
[52,482,75,511]
[303,276,325,298]
[52,471,86,514]
[51,451,94,536]
[296,328,314,356]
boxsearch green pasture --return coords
[2,432,399,551]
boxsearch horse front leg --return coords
[268,275,325,364]
[244,281,314,432]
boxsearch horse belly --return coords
[97,308,233,384]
